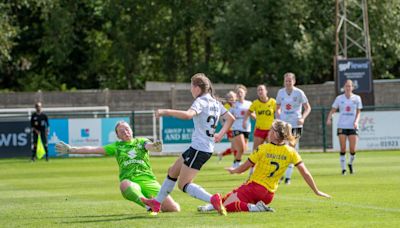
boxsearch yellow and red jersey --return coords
[248,143,302,192]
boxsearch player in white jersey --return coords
[141,73,235,216]
[326,80,362,175]
[230,85,253,168]
[276,72,311,184]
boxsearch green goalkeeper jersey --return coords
[103,138,156,181]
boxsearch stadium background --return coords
[1,79,399,153]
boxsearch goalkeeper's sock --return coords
[155,175,177,203]
[183,183,212,202]
[122,183,145,207]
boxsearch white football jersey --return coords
[332,94,363,129]
[276,87,308,128]
[190,93,227,153]
[230,100,252,132]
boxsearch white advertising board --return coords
[332,110,400,150]
[69,119,102,147]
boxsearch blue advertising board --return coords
[101,117,130,145]
[48,119,69,157]
[47,117,129,157]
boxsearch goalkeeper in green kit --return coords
[55,121,180,213]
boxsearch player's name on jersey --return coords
[266,153,287,160]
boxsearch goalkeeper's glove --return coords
[147,140,162,153]
[55,141,73,155]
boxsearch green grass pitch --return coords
[1,151,400,227]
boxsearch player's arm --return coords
[326,108,337,126]
[242,110,252,129]
[296,162,331,198]
[55,141,106,155]
[145,140,162,152]
[275,104,281,119]
[225,159,253,174]
[299,102,311,125]
[354,108,361,129]
[156,108,196,120]
[214,111,235,143]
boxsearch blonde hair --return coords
[235,84,247,93]
[226,90,236,99]
[344,79,354,87]
[284,72,296,81]
[271,120,296,147]
[191,73,215,98]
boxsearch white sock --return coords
[340,154,346,170]
[295,141,300,152]
[285,164,294,179]
[232,162,239,168]
[349,154,355,165]
[155,178,176,203]
[185,183,212,202]
[248,203,259,212]
[202,204,214,211]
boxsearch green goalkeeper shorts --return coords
[130,176,161,198]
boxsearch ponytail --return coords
[283,122,297,147]
[271,120,297,147]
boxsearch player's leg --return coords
[141,156,183,213]
[253,136,265,151]
[141,179,180,212]
[338,132,348,175]
[120,179,146,207]
[232,133,245,168]
[348,132,358,174]
[198,189,234,212]
[178,151,212,202]
[223,182,274,213]
[157,157,183,200]
[218,131,234,160]
[178,149,225,215]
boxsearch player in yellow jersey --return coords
[243,84,276,151]
[198,119,330,213]
[218,91,237,160]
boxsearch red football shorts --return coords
[231,181,274,205]
[254,128,270,140]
